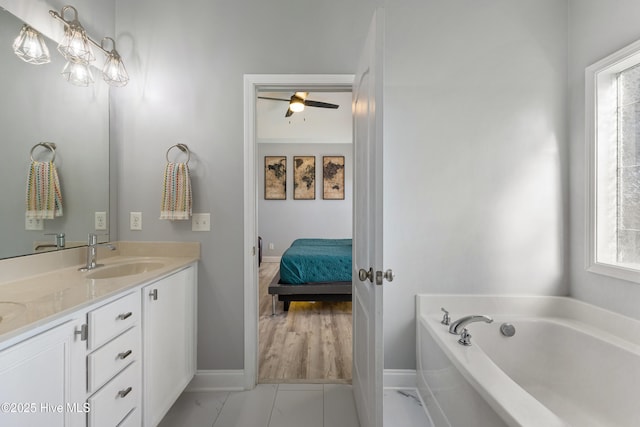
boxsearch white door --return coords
[352,9,387,427]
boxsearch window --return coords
[587,39,640,282]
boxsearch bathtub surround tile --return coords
[383,388,433,427]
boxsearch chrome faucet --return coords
[448,314,493,346]
[79,233,116,271]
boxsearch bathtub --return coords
[416,295,640,427]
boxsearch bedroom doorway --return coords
[243,75,355,387]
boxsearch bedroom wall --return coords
[567,0,640,320]
[112,0,375,370]
[381,0,569,368]
[258,143,353,258]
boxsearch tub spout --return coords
[448,314,493,335]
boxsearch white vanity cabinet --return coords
[86,292,142,427]
[0,318,86,427]
[0,260,197,427]
[142,265,197,427]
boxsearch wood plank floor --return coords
[258,262,353,383]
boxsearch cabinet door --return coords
[0,319,86,427]
[142,265,196,427]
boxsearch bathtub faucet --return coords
[448,315,493,346]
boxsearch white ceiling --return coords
[256,91,352,144]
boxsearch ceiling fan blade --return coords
[285,108,294,117]
[304,100,339,109]
[257,96,291,102]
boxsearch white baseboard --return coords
[185,368,416,392]
[262,256,281,263]
[186,370,246,392]
[384,369,417,388]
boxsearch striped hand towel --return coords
[25,160,63,219]
[160,162,192,220]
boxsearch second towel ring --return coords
[166,143,190,165]
[30,142,57,162]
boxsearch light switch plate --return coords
[95,212,107,230]
[130,212,142,230]
[192,213,211,232]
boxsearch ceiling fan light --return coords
[289,96,305,113]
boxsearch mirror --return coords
[0,8,109,259]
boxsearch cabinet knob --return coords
[118,387,132,398]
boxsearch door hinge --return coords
[252,246,256,256]
[75,323,88,341]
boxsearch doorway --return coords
[243,75,354,389]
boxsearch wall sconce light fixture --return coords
[54,6,94,64]
[61,60,94,87]
[49,5,129,87]
[12,24,51,65]
[101,37,129,87]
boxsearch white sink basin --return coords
[86,262,165,280]
[0,302,27,324]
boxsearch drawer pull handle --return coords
[118,387,132,398]
[149,289,158,300]
[118,312,133,320]
[118,350,133,360]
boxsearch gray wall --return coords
[258,144,352,258]
[568,0,640,320]
[382,0,569,369]
[113,0,375,370]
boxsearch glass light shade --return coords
[102,52,129,87]
[13,25,51,65]
[61,61,94,86]
[289,97,305,113]
[58,25,95,63]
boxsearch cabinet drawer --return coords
[88,292,139,350]
[88,326,140,393]
[88,361,140,427]
[117,408,141,427]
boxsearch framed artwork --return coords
[264,156,287,200]
[293,156,316,200]
[323,156,345,200]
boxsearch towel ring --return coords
[30,142,57,162]
[166,143,190,165]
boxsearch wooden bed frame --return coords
[268,272,351,315]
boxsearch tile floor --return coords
[158,384,433,427]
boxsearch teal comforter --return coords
[279,238,352,284]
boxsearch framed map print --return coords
[323,156,345,200]
[293,156,316,200]
[264,156,286,200]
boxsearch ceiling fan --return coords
[258,92,340,117]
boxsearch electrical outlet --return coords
[269,243,275,250]
[192,213,211,232]
[130,212,142,230]
[95,212,107,230]
[25,216,44,231]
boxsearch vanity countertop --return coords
[0,241,200,346]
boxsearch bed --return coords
[268,238,352,314]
